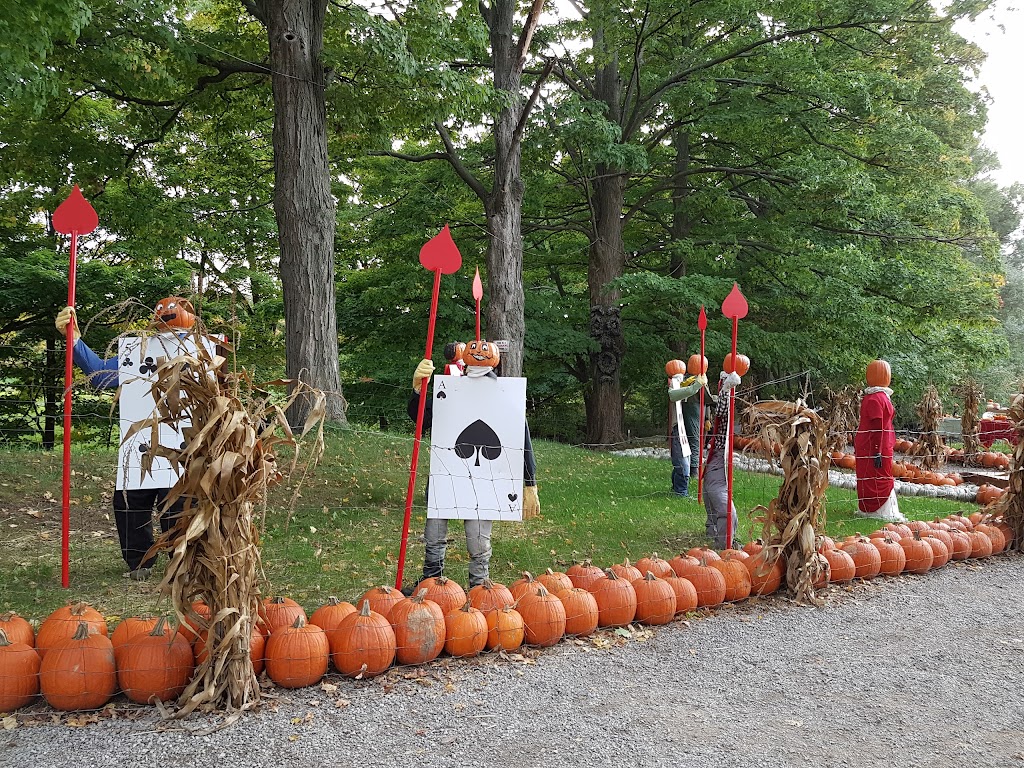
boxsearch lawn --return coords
[0,428,970,623]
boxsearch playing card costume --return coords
[668,373,706,496]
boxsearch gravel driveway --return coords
[3,554,1022,768]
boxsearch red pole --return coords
[60,230,78,589]
[697,306,707,503]
[725,317,738,550]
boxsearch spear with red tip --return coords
[52,186,99,588]
[721,284,748,550]
[696,305,707,503]
[396,226,462,590]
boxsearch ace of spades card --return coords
[427,375,527,521]
[117,333,217,491]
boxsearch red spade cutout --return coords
[472,267,483,300]
[697,305,707,330]
[721,283,748,320]
[419,224,462,275]
[52,185,99,235]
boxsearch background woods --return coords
[1,0,1022,446]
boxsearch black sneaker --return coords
[399,583,416,597]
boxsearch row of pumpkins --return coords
[0,512,1015,713]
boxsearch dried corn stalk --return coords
[747,400,830,606]
[952,378,983,459]
[821,385,860,454]
[127,330,325,716]
[995,393,1024,551]
[907,385,943,470]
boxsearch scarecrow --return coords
[854,359,906,523]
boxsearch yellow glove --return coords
[55,306,81,343]
[522,485,540,520]
[412,358,435,393]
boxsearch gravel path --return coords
[3,555,1022,768]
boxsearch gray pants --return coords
[703,448,738,548]
[423,518,493,587]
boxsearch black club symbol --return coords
[138,443,149,455]
[122,357,133,368]
[138,356,157,375]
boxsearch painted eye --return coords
[156,303,163,311]
[168,302,177,309]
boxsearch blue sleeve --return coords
[523,422,537,486]
[72,339,119,389]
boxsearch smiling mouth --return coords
[159,312,178,323]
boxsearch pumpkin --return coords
[444,600,488,658]
[468,580,515,614]
[946,529,973,561]
[899,531,934,574]
[111,615,159,666]
[259,596,307,637]
[663,575,699,613]
[194,624,266,676]
[517,586,566,647]
[631,573,676,625]
[461,339,500,369]
[177,600,211,644]
[39,622,116,711]
[822,548,856,583]
[672,556,727,607]
[357,586,405,622]
[744,552,784,596]
[590,569,637,628]
[153,296,196,330]
[118,616,195,703]
[0,612,34,648]
[309,597,358,637]
[687,354,709,375]
[265,616,329,689]
[509,571,544,602]
[665,359,687,377]
[685,546,721,562]
[742,540,765,557]
[719,548,750,561]
[905,520,931,534]
[920,533,950,569]
[866,359,891,388]
[0,628,39,711]
[870,536,906,576]
[723,353,750,376]
[992,519,1015,549]
[330,601,396,678]
[566,560,606,591]
[974,523,1006,554]
[841,538,882,580]
[669,554,700,576]
[709,556,752,601]
[536,568,573,595]
[485,606,525,651]
[415,576,467,617]
[557,587,599,636]
[36,602,107,660]
[967,529,994,558]
[390,589,446,666]
[609,559,644,583]
[634,553,673,579]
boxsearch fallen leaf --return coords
[3,716,17,730]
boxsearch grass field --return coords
[0,428,970,623]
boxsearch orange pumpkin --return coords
[841,538,882,580]
[118,616,195,703]
[111,615,159,667]
[557,587,600,636]
[665,359,687,377]
[177,600,211,645]
[468,580,515,614]
[443,601,488,658]
[330,601,396,678]
[870,536,906,576]
[536,568,573,595]
[899,532,934,574]
[590,570,637,627]
[390,590,446,666]
[822,548,856,583]
[415,576,467,617]
[462,339,500,368]
[634,553,673,579]
[193,624,266,676]
[723,353,750,376]
[153,296,196,331]
[0,628,39,711]
[357,586,405,622]
[517,586,566,647]
[744,552,784,596]
[36,602,107,660]
[566,560,606,591]
[39,622,116,711]
[485,605,525,652]
[309,597,357,637]
[0,612,34,648]
[709,556,752,601]
[509,571,545,603]
[866,359,891,388]
[609,559,644,583]
[265,616,329,689]
[663,575,699,613]
[672,556,727,606]
[631,572,676,625]
[259,596,307,637]
[687,354,709,375]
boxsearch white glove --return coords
[412,358,434,393]
[55,306,81,343]
[697,374,708,387]
[720,371,741,393]
[670,373,685,386]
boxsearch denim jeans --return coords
[703,448,739,548]
[423,517,493,586]
[670,431,691,496]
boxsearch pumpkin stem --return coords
[325,596,340,606]
[149,615,169,637]
[412,588,429,603]
[604,568,619,580]
[359,600,372,617]
[0,628,11,646]
[535,585,549,598]
[645,571,656,582]
[460,599,474,612]
[291,615,306,629]
[72,620,92,640]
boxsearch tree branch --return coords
[434,122,490,204]
[514,0,547,74]
[510,58,554,155]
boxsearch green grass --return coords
[0,431,969,623]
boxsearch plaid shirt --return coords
[708,383,734,452]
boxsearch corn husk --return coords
[746,399,830,605]
[821,385,860,454]
[907,385,944,470]
[952,378,984,459]
[128,329,325,716]
[994,393,1024,551]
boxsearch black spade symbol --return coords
[138,443,149,454]
[436,391,446,399]
[139,356,157,375]
[508,493,518,502]
[454,420,502,466]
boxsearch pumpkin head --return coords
[866,359,891,388]
[723,353,751,376]
[687,355,708,375]
[153,296,196,331]
[461,339,500,368]
[665,359,687,377]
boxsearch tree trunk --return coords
[585,168,628,446]
[668,128,691,358]
[261,0,346,424]
[484,0,526,377]
[43,337,57,450]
